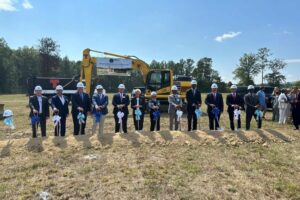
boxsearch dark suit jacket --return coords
[205,93,224,113]
[51,95,69,117]
[291,93,300,109]
[112,93,130,114]
[71,92,91,114]
[186,88,202,112]
[226,93,243,112]
[131,97,146,114]
[29,95,50,118]
[92,93,108,115]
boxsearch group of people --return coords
[28,80,300,138]
[271,86,300,129]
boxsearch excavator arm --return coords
[81,48,150,94]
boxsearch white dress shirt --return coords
[37,96,42,113]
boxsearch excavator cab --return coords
[145,70,171,93]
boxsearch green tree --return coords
[256,48,271,85]
[264,59,286,86]
[192,57,222,92]
[38,37,60,76]
[183,58,194,76]
[233,53,259,85]
[0,38,14,93]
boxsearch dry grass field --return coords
[0,94,300,200]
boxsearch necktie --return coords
[213,93,216,101]
[80,93,83,101]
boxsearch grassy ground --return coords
[0,94,300,200]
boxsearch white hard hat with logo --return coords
[211,83,218,89]
[230,85,237,89]
[118,84,125,89]
[171,85,178,91]
[191,80,197,85]
[96,85,103,90]
[248,85,255,90]
[76,82,84,88]
[151,91,157,96]
[3,110,13,117]
[34,85,42,91]
[56,85,63,91]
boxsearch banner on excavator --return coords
[96,57,132,76]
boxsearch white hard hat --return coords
[56,85,63,91]
[3,110,13,117]
[151,91,157,96]
[76,82,84,88]
[171,85,178,91]
[211,83,218,89]
[248,85,255,90]
[191,80,197,85]
[118,84,125,89]
[34,85,42,91]
[230,85,237,89]
[96,85,103,90]
[135,89,141,94]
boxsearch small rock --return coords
[83,155,97,160]
[262,142,269,147]
[37,191,50,200]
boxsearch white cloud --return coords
[215,31,241,42]
[0,0,17,11]
[22,0,32,9]
[284,59,300,64]
[273,30,293,36]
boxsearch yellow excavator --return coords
[81,48,191,109]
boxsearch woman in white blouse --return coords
[278,89,288,124]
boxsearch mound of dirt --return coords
[0,129,295,154]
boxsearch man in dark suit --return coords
[186,80,202,131]
[112,84,130,133]
[92,85,108,134]
[29,86,50,138]
[131,89,146,131]
[290,86,300,130]
[205,83,224,130]
[244,85,261,130]
[51,85,69,136]
[226,85,243,131]
[71,82,91,135]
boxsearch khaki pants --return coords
[169,111,179,130]
[92,115,106,134]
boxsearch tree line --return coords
[0,37,298,94]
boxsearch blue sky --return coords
[1,0,299,83]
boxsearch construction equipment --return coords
[81,48,192,110]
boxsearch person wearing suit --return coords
[186,80,202,131]
[131,89,146,131]
[226,85,243,131]
[168,85,183,130]
[205,83,224,130]
[51,85,69,136]
[29,86,50,138]
[71,82,91,135]
[290,87,300,130]
[148,91,161,131]
[92,85,108,134]
[244,85,261,130]
[112,84,130,133]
